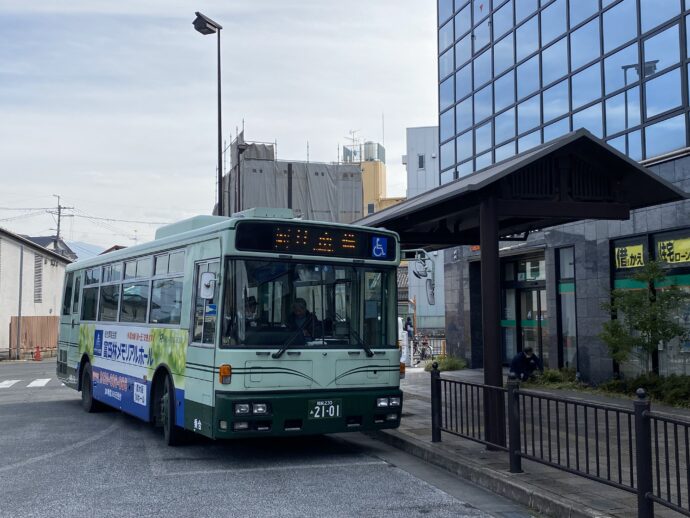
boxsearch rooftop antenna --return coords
[382,112,385,146]
[306,141,310,163]
[242,118,245,133]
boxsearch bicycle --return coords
[412,335,433,364]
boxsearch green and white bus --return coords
[57,208,403,444]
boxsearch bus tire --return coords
[80,363,100,413]
[161,374,183,446]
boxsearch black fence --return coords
[430,366,690,518]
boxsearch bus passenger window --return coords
[81,287,98,321]
[120,282,149,323]
[62,272,74,316]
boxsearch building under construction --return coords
[219,133,363,224]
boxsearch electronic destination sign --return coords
[235,221,396,261]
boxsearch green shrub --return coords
[525,368,577,387]
[424,356,467,372]
[599,373,690,408]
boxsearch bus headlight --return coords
[376,397,389,408]
[389,397,401,407]
[252,403,268,414]
[234,403,250,415]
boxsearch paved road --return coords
[0,360,531,518]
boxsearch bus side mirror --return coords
[199,272,216,300]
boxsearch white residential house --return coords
[0,228,71,358]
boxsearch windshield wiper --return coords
[346,323,374,357]
[272,327,305,359]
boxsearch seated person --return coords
[287,298,321,342]
[509,345,543,381]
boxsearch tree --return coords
[600,261,690,374]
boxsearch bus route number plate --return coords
[308,399,342,419]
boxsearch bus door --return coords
[58,271,81,387]
[186,256,220,436]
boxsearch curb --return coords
[371,428,615,518]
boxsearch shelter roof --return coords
[358,130,687,249]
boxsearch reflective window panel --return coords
[440,168,456,184]
[473,48,492,88]
[456,130,474,162]
[493,0,514,40]
[517,94,541,134]
[645,114,686,158]
[517,54,540,100]
[494,33,514,75]
[645,68,682,119]
[570,18,600,71]
[440,76,454,110]
[518,129,542,153]
[571,62,601,110]
[605,87,641,136]
[495,107,516,144]
[541,0,566,46]
[441,139,455,170]
[439,0,454,24]
[494,70,515,112]
[455,5,471,38]
[543,79,569,122]
[456,64,472,100]
[494,140,516,162]
[475,120,493,153]
[640,0,680,33]
[439,20,454,52]
[516,15,539,61]
[455,34,472,68]
[604,43,639,95]
[603,0,637,53]
[440,107,456,142]
[474,17,491,54]
[474,83,493,123]
[475,150,493,170]
[440,48,454,79]
[543,117,570,142]
[458,160,475,177]
[516,0,538,23]
[542,37,569,87]
[457,96,473,132]
[572,102,602,138]
[643,25,679,76]
[570,0,598,28]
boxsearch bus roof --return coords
[66,209,399,272]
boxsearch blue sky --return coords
[0,1,436,246]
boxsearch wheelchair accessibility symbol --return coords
[371,236,388,258]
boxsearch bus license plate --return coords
[308,399,342,419]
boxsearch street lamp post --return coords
[193,11,224,216]
[621,60,658,155]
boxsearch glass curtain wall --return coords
[438,0,689,184]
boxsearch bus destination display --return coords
[235,221,396,260]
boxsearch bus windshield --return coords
[221,259,396,348]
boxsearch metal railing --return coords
[429,365,690,517]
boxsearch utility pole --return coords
[49,195,73,251]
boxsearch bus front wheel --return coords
[160,374,183,446]
[80,363,100,413]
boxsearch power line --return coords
[71,214,169,225]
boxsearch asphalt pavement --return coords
[0,359,532,518]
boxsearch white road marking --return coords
[0,380,21,389]
[159,460,388,477]
[27,378,51,388]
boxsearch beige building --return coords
[343,141,405,215]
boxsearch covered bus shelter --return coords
[358,130,687,445]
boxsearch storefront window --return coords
[557,247,577,370]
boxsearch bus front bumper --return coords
[214,388,403,438]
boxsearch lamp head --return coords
[193,12,222,35]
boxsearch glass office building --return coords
[438,0,690,182]
[438,0,690,382]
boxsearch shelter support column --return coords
[480,196,506,447]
